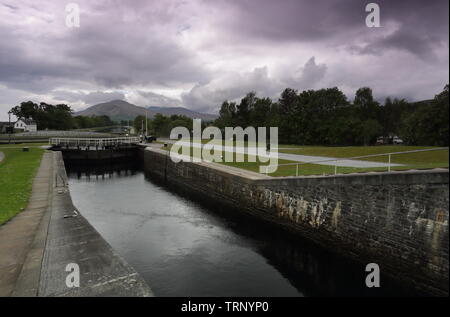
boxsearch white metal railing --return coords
[49,137,140,147]
[260,147,449,176]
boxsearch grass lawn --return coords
[0,145,45,225]
[0,142,48,148]
[159,142,448,177]
[278,144,443,157]
[277,145,449,175]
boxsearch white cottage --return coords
[14,118,37,132]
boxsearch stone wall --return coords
[143,147,449,296]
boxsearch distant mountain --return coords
[75,100,155,121]
[147,106,218,121]
[75,100,218,122]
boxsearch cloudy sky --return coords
[0,0,448,120]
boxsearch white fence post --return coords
[388,154,391,172]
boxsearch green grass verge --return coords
[0,146,45,225]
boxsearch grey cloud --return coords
[0,0,447,119]
[52,90,125,105]
[181,66,283,113]
[65,24,209,88]
[0,0,209,94]
[0,26,82,93]
[137,91,181,108]
[2,3,18,10]
[353,28,445,60]
[182,57,329,113]
[82,91,126,104]
[287,57,327,89]
[213,0,448,59]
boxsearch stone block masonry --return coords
[143,147,449,296]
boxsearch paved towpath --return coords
[0,151,53,296]
[159,139,402,168]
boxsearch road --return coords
[158,139,402,168]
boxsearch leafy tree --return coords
[236,92,257,126]
[400,85,449,146]
[360,119,383,145]
[73,115,115,129]
[215,101,237,129]
[249,97,272,127]
[354,87,380,121]
[9,101,39,120]
[213,85,448,146]
[278,88,299,144]
[10,101,75,130]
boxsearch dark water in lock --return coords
[65,160,421,297]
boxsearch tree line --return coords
[9,101,115,130]
[214,85,449,146]
[9,84,448,146]
[133,113,195,137]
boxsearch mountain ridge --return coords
[75,100,217,121]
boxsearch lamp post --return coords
[8,110,11,144]
[145,109,148,138]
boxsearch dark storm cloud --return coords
[62,7,209,88]
[0,0,448,119]
[216,0,448,59]
[0,24,83,93]
[0,0,209,93]
[350,0,448,59]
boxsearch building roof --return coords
[16,118,36,125]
